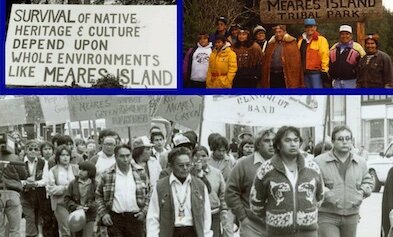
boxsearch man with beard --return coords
[250,126,323,237]
[146,147,213,237]
[315,126,373,237]
[357,34,393,88]
[225,128,275,237]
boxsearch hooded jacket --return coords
[261,34,304,88]
[206,42,237,88]
[183,42,212,83]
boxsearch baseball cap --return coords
[172,134,192,147]
[133,136,154,149]
[339,25,352,33]
[216,16,228,25]
[304,18,317,26]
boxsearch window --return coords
[364,119,385,153]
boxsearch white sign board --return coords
[204,95,326,127]
[6,4,177,88]
[39,96,71,125]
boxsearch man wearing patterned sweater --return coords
[250,126,324,237]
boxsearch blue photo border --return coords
[0,1,392,96]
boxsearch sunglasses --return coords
[28,148,39,152]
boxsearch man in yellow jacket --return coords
[206,35,237,88]
[298,18,329,88]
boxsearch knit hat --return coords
[216,16,228,25]
[229,23,241,31]
[133,136,154,149]
[253,25,266,35]
[365,34,380,46]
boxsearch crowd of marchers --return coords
[183,16,393,89]
[4,124,393,237]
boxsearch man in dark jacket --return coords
[0,139,28,237]
[357,34,393,88]
[146,147,213,237]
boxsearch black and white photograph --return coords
[0,95,392,237]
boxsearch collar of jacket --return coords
[335,40,354,49]
[324,150,360,163]
[268,33,296,44]
[300,31,320,41]
[269,153,306,174]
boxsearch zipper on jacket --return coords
[293,178,297,233]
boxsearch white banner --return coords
[6,4,176,88]
[0,98,27,126]
[204,95,326,127]
[39,96,71,125]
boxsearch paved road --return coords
[358,190,383,237]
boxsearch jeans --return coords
[332,79,357,88]
[74,221,95,237]
[211,212,221,237]
[304,72,323,88]
[222,210,234,237]
[318,212,359,237]
[0,190,22,237]
[239,217,267,237]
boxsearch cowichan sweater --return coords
[250,154,324,235]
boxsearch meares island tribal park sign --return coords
[260,0,383,24]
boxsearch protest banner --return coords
[154,96,203,130]
[0,98,27,126]
[39,96,71,125]
[204,95,326,127]
[6,4,176,88]
[260,0,383,24]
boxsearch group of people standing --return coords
[0,123,380,237]
[183,16,393,89]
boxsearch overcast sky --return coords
[383,0,393,11]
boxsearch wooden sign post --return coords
[260,0,383,24]
[357,21,366,47]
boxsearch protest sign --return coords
[39,96,71,125]
[260,0,383,24]
[0,98,27,126]
[6,4,176,88]
[154,96,203,130]
[204,95,326,127]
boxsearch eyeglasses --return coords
[336,136,352,142]
[28,148,39,152]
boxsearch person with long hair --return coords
[231,29,263,88]
[47,145,79,237]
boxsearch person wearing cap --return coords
[261,25,304,88]
[329,24,366,88]
[183,32,212,88]
[20,140,50,237]
[253,25,268,54]
[64,161,97,237]
[238,129,253,142]
[147,147,213,237]
[227,23,241,45]
[206,35,238,88]
[209,16,230,46]
[225,128,276,237]
[298,18,330,89]
[95,144,151,237]
[132,136,162,188]
[357,34,393,88]
[232,28,263,88]
[159,132,198,177]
